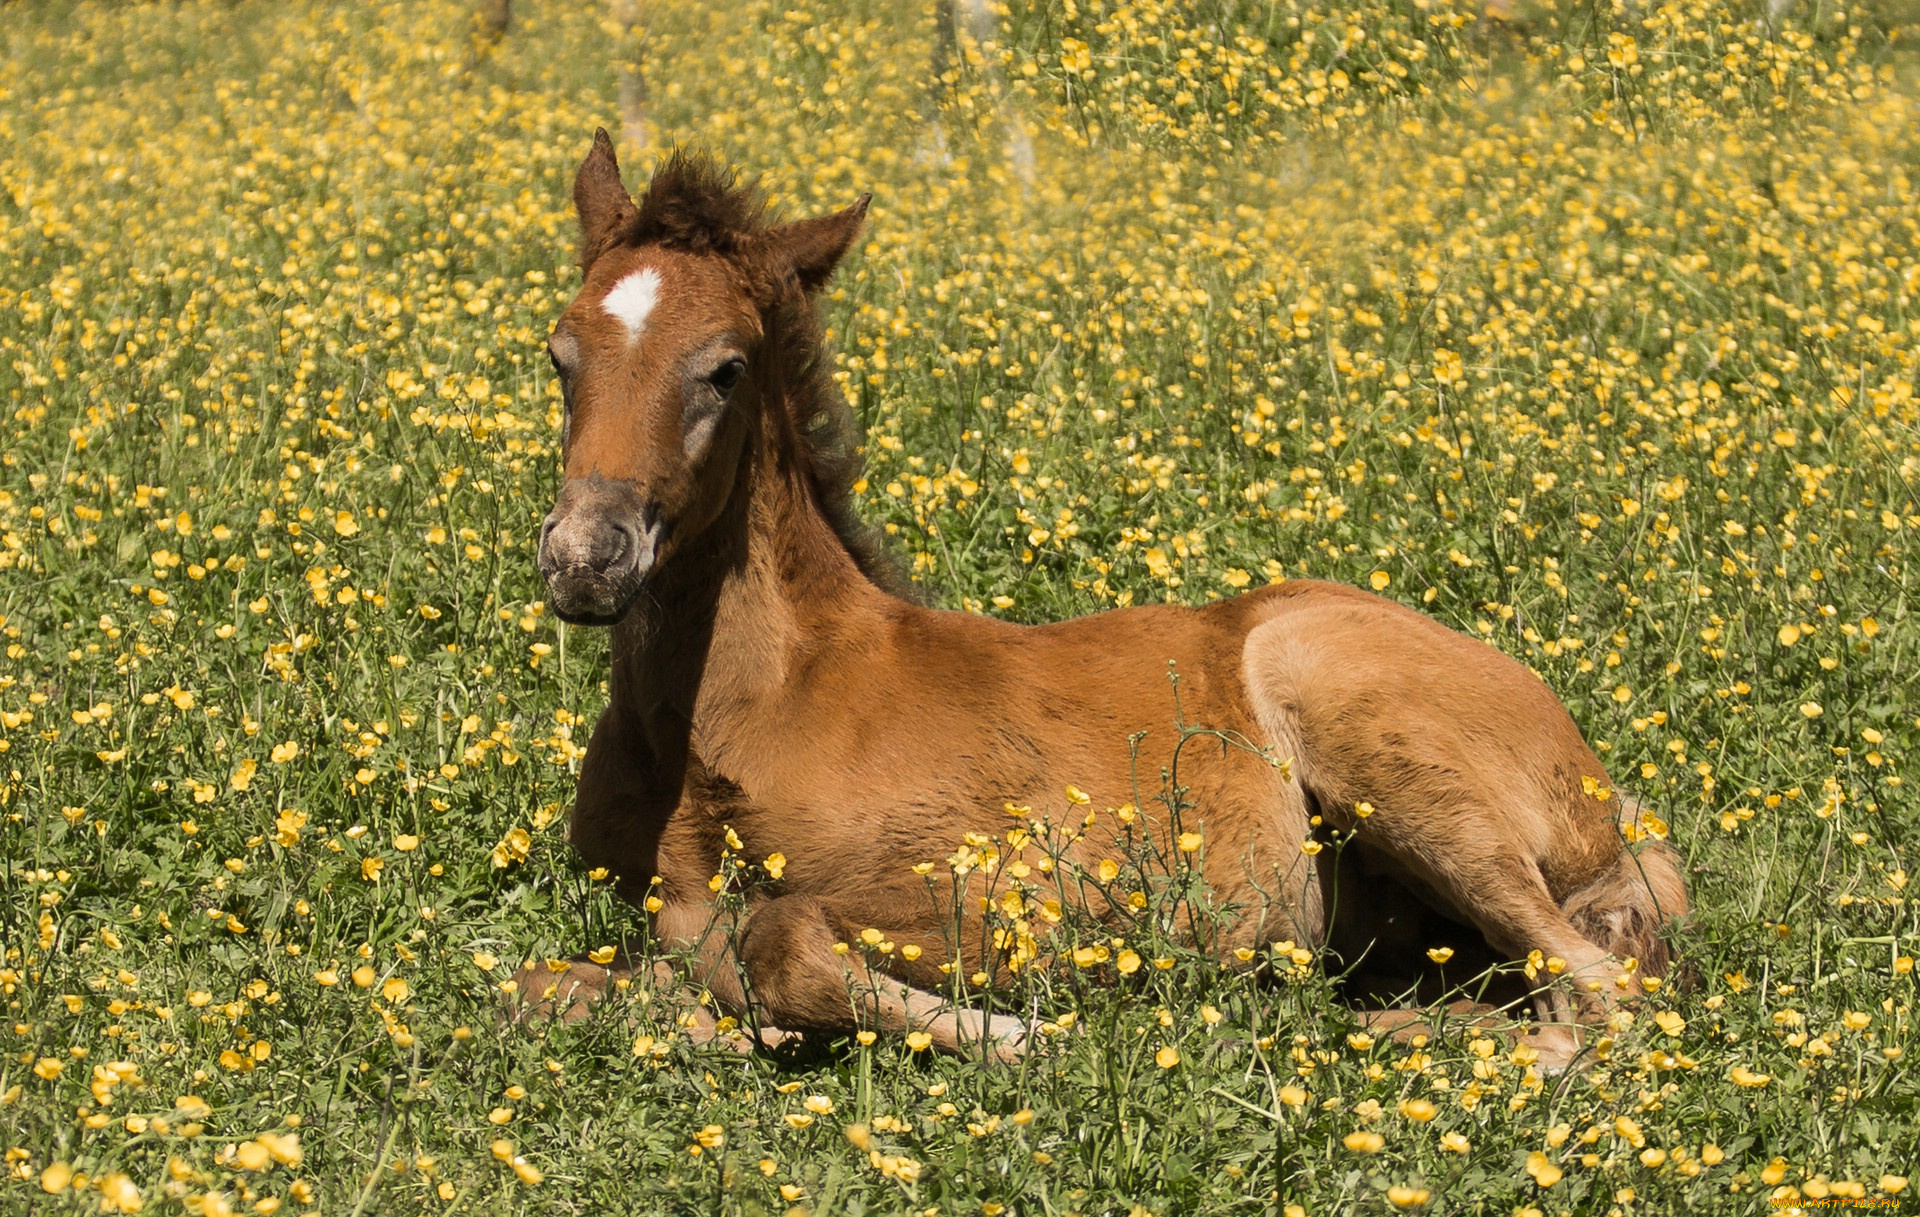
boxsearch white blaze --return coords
[601,267,661,343]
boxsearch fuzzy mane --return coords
[628,149,769,257]
[618,149,914,600]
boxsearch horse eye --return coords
[547,331,580,377]
[708,358,746,395]
[548,346,576,418]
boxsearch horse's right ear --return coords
[574,128,639,270]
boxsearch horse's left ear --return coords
[764,195,870,293]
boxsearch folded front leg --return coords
[705,894,1034,1062]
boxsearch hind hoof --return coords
[1521,1023,1587,1075]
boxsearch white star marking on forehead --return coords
[601,267,661,343]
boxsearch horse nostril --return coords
[539,515,560,547]
[605,520,636,568]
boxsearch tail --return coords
[1563,794,1690,983]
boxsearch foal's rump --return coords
[1235,579,1686,992]
[1238,580,1624,872]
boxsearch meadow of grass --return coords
[1,0,1916,1211]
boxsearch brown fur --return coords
[519,139,1690,1069]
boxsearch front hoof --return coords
[502,960,625,1026]
[980,1014,1057,1066]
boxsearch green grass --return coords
[0,0,1915,1212]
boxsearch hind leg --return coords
[1323,846,1526,1007]
[1359,1000,1524,1049]
[1296,799,1632,1071]
[1388,847,1630,1070]
[1301,810,1628,1068]
[1335,860,1596,1063]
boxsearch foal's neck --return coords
[603,394,893,774]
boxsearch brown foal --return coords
[512,133,1688,1070]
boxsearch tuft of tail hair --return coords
[1564,794,1692,989]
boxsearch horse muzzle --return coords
[537,479,662,625]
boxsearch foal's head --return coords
[537,133,869,625]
